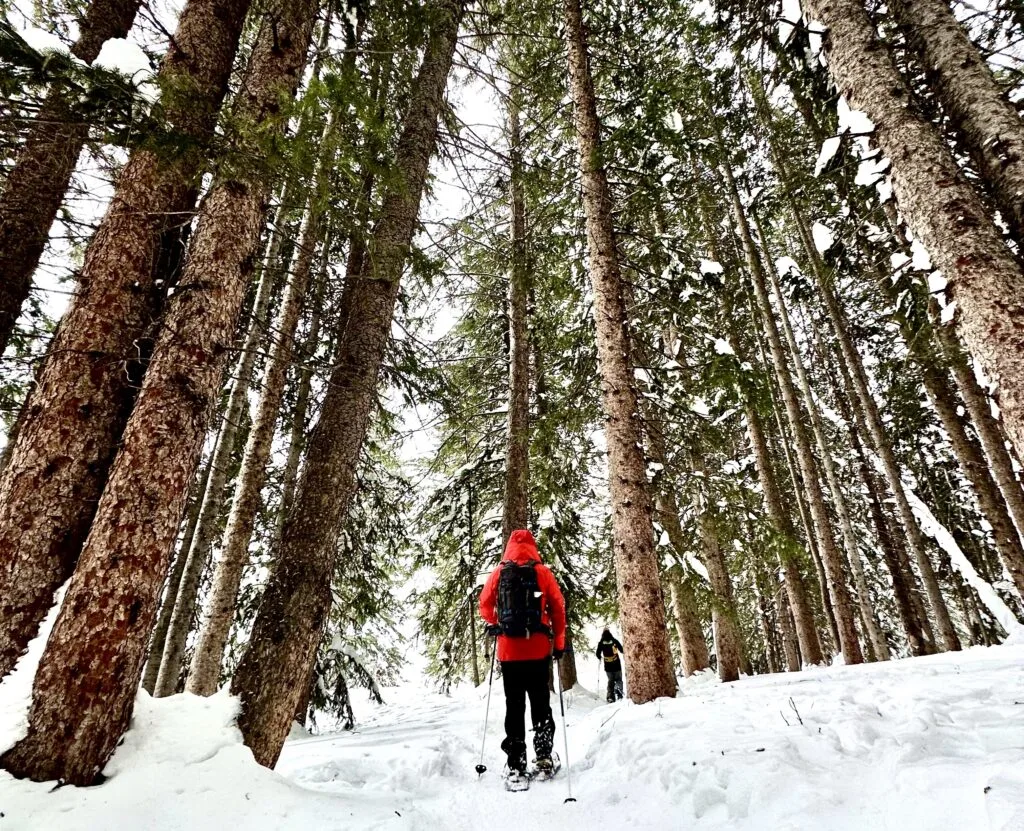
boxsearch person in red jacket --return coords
[479,529,567,781]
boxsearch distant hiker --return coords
[595,627,624,702]
[479,529,567,789]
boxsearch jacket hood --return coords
[502,529,541,564]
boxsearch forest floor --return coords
[1,642,1022,830]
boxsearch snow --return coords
[93,38,152,78]
[16,25,71,56]
[712,338,735,356]
[811,222,834,254]
[3,643,1024,829]
[813,136,842,176]
[778,0,802,45]
[902,485,1024,641]
[699,259,723,275]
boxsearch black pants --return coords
[500,659,555,771]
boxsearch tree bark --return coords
[502,88,530,545]
[695,502,742,682]
[743,401,825,665]
[801,0,1024,472]
[557,631,578,690]
[775,585,802,672]
[0,0,142,353]
[751,318,841,653]
[756,215,890,661]
[563,0,677,703]
[695,186,823,668]
[890,0,1024,244]
[829,344,934,655]
[229,0,466,769]
[667,566,710,676]
[188,120,336,696]
[777,194,959,651]
[141,441,217,693]
[0,0,254,682]
[722,162,863,663]
[152,227,280,697]
[277,241,333,539]
[0,0,316,785]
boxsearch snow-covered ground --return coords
[1,644,1022,830]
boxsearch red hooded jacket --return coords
[479,529,567,662]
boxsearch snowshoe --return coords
[529,753,561,781]
[503,767,530,792]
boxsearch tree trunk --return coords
[695,505,741,683]
[229,0,466,769]
[722,163,863,664]
[152,229,280,697]
[755,214,890,661]
[695,186,822,668]
[0,0,316,785]
[743,399,824,666]
[751,319,841,653]
[0,0,254,683]
[557,631,578,690]
[668,566,710,677]
[754,573,779,674]
[502,88,530,545]
[778,199,959,652]
[918,353,1024,602]
[563,0,677,703]
[830,348,934,655]
[890,0,1024,244]
[801,0,1024,470]
[748,101,949,652]
[277,241,333,539]
[188,119,336,696]
[0,0,142,353]
[775,585,802,672]
[141,442,217,693]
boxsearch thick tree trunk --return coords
[723,165,863,663]
[0,0,254,683]
[668,567,710,677]
[801,0,1024,469]
[563,0,677,702]
[502,90,531,545]
[0,0,142,353]
[141,444,217,693]
[890,0,1024,244]
[229,0,466,769]
[152,233,280,697]
[743,402,825,665]
[0,0,315,785]
[188,121,336,696]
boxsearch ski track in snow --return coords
[1,646,1023,830]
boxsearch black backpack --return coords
[497,561,548,637]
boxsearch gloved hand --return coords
[552,648,565,661]
[485,624,502,638]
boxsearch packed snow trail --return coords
[1,645,1023,829]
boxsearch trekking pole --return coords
[554,657,577,803]
[475,634,497,775]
